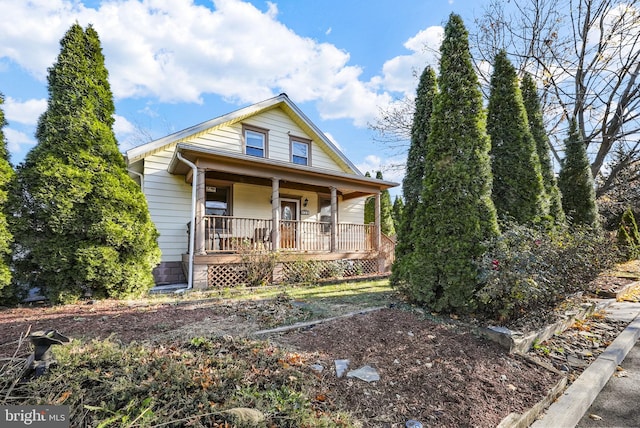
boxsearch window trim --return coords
[242,124,269,158]
[289,136,311,166]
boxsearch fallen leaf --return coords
[55,390,71,404]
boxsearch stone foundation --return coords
[152,261,187,285]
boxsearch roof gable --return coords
[125,93,361,175]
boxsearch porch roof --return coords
[169,143,398,199]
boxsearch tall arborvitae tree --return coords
[392,195,403,235]
[407,14,500,313]
[487,50,546,224]
[11,24,160,303]
[558,118,600,229]
[364,171,375,225]
[0,94,13,298]
[391,66,437,287]
[521,73,565,226]
[377,171,395,236]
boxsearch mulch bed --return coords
[275,308,561,427]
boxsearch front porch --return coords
[171,144,396,289]
[200,215,375,253]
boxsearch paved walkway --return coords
[577,339,640,427]
[532,301,640,428]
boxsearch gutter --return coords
[176,151,197,290]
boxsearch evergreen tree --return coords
[0,94,13,298]
[11,24,160,303]
[392,195,403,234]
[617,208,640,260]
[521,73,566,226]
[558,118,600,229]
[487,50,546,224]
[407,14,500,313]
[377,171,395,236]
[364,171,375,225]
[391,66,437,287]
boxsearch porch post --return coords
[195,167,206,255]
[271,177,280,251]
[330,187,338,252]
[374,192,381,251]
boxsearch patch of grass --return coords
[3,336,353,427]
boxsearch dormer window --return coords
[290,137,311,166]
[243,124,268,158]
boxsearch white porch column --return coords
[330,187,338,252]
[195,167,206,255]
[271,177,280,251]
[374,192,381,251]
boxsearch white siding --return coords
[144,146,192,262]
[232,183,272,219]
[340,197,366,224]
[180,107,351,174]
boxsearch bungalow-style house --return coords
[125,93,398,289]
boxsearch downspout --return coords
[127,169,144,191]
[176,152,197,290]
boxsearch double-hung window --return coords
[290,137,311,166]
[243,125,268,158]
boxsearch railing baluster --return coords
[198,215,372,253]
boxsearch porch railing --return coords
[199,215,374,253]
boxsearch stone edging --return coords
[251,306,387,335]
[497,377,567,428]
[476,302,596,354]
[589,279,640,299]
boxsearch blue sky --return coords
[0,0,487,193]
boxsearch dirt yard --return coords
[1,266,638,427]
[0,293,561,427]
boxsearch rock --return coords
[224,407,265,423]
[335,359,350,378]
[310,364,324,373]
[347,365,380,382]
[567,354,589,368]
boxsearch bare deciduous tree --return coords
[473,0,640,195]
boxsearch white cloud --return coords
[372,26,443,95]
[356,154,405,184]
[4,97,47,126]
[0,0,444,130]
[113,114,135,135]
[4,128,36,155]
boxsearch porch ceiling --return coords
[169,143,398,198]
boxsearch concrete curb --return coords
[531,314,640,428]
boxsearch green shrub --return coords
[475,223,620,323]
[617,208,640,260]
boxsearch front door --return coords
[280,199,298,249]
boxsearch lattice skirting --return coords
[208,264,249,288]
[207,258,379,288]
